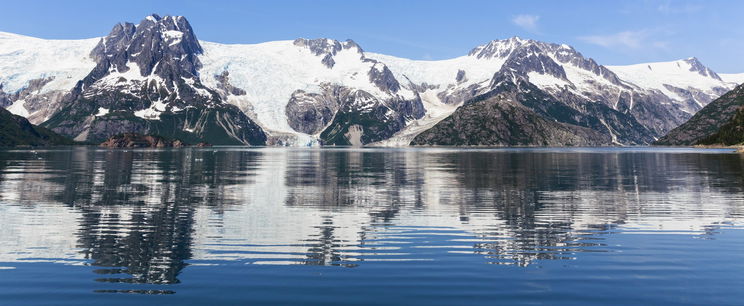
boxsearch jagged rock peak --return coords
[683,57,722,81]
[89,14,203,78]
[468,36,531,59]
[293,38,364,68]
[470,37,583,61]
[470,37,625,86]
[367,61,400,93]
[293,38,363,55]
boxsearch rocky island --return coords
[99,133,210,148]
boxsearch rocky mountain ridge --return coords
[0,107,72,147]
[39,14,266,145]
[656,83,744,146]
[1,16,741,146]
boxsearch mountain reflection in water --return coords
[0,147,743,288]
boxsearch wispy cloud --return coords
[578,30,668,50]
[512,14,540,32]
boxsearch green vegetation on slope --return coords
[0,107,73,147]
[655,84,744,146]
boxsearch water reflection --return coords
[0,147,743,288]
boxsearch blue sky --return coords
[1,0,742,72]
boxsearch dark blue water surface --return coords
[0,147,743,305]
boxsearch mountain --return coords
[607,58,733,113]
[1,17,742,146]
[410,67,652,146]
[0,32,98,123]
[33,15,266,145]
[410,87,609,146]
[197,38,424,145]
[372,38,735,146]
[0,107,72,147]
[655,84,744,145]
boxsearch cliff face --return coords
[41,15,266,145]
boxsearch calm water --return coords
[0,147,743,305]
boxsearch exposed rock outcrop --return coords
[41,14,266,145]
[100,133,187,148]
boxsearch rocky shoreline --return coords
[99,133,211,148]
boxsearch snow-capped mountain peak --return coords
[292,38,365,69]
[36,15,266,145]
[607,57,733,112]
[468,36,529,59]
[681,57,722,80]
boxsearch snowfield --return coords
[607,59,735,105]
[198,40,417,137]
[721,73,744,85]
[0,32,98,95]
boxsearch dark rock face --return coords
[42,14,266,145]
[684,57,722,81]
[455,70,467,83]
[656,84,744,145]
[100,133,187,148]
[293,38,362,68]
[318,88,423,145]
[0,85,10,108]
[366,61,401,93]
[213,71,247,97]
[501,44,569,82]
[438,83,485,105]
[414,72,657,146]
[285,87,341,135]
[0,107,72,147]
[89,15,202,79]
[411,91,608,146]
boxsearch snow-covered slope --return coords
[0,32,98,94]
[721,73,744,85]
[607,58,734,110]
[198,39,418,139]
[0,32,98,121]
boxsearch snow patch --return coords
[527,72,569,88]
[94,107,109,117]
[162,30,183,46]
[6,99,29,117]
[134,100,168,120]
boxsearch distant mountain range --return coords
[1,14,742,146]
